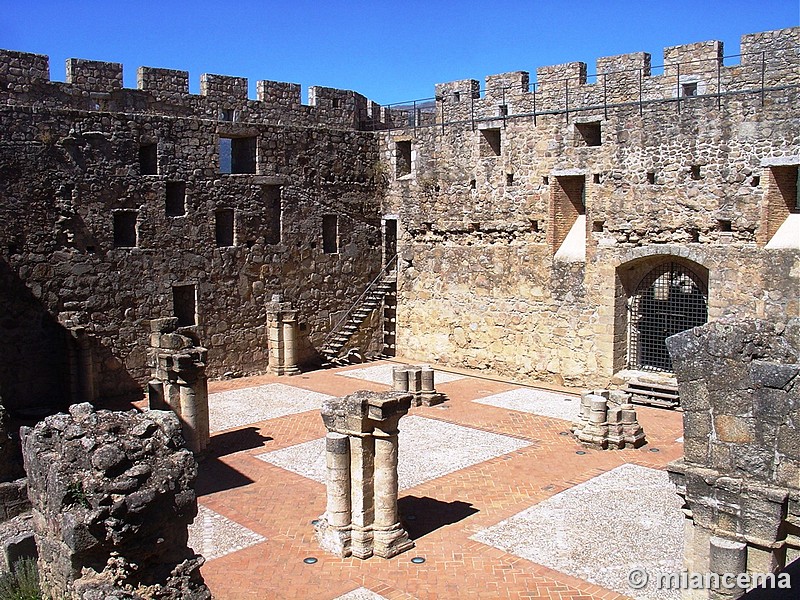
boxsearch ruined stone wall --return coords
[0,54,385,409]
[22,404,210,599]
[381,27,800,387]
[666,319,800,596]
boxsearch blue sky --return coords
[2,1,797,105]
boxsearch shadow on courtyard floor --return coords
[399,495,478,539]
[194,427,273,496]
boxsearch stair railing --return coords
[321,253,399,355]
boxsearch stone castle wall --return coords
[381,27,800,387]
[0,27,797,409]
[0,53,386,409]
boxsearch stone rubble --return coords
[21,403,211,600]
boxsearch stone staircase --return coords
[321,260,397,364]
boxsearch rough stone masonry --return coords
[21,403,211,600]
[0,27,797,417]
[666,319,800,599]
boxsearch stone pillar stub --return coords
[147,318,210,456]
[266,299,300,376]
[392,364,445,406]
[315,390,414,559]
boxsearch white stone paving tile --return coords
[333,588,388,600]
[256,415,530,490]
[188,504,266,561]
[471,463,683,600]
[337,363,466,386]
[208,383,333,432]
[473,387,581,421]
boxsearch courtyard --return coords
[190,360,685,599]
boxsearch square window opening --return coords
[219,136,257,174]
[332,98,341,108]
[113,211,138,248]
[322,214,338,254]
[480,128,501,157]
[215,208,235,247]
[592,220,605,232]
[165,181,186,217]
[139,143,158,175]
[498,104,508,116]
[682,82,698,97]
[718,219,732,232]
[173,284,197,327]
[395,140,412,177]
[575,121,602,147]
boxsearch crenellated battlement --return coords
[0,50,382,131]
[0,27,796,132]
[410,27,799,130]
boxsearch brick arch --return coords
[612,254,709,373]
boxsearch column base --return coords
[314,516,352,558]
[373,523,414,559]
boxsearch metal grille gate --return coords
[628,262,708,372]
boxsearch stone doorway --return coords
[627,261,708,372]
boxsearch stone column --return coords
[147,318,210,456]
[314,390,414,560]
[266,297,300,376]
[373,428,414,558]
[392,366,409,392]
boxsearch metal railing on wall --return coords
[358,48,799,133]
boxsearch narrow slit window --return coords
[173,284,196,327]
[396,140,412,177]
[113,211,138,248]
[322,214,338,254]
[165,181,186,217]
[139,143,158,175]
[215,208,235,247]
[264,185,282,245]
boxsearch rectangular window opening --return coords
[498,104,508,116]
[542,176,550,185]
[647,172,656,185]
[165,181,186,217]
[593,173,601,184]
[322,214,338,254]
[173,284,196,327]
[592,220,605,232]
[470,179,476,190]
[219,136,257,174]
[264,185,282,245]
[395,140,412,177]
[139,143,158,175]
[682,82,698,97]
[113,210,138,248]
[452,91,461,103]
[480,128,501,157]
[575,121,602,147]
[691,165,702,180]
[506,173,514,186]
[717,219,732,232]
[220,109,235,122]
[215,208,235,247]
[751,175,761,187]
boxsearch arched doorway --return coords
[627,261,708,372]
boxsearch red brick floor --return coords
[199,360,684,600]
